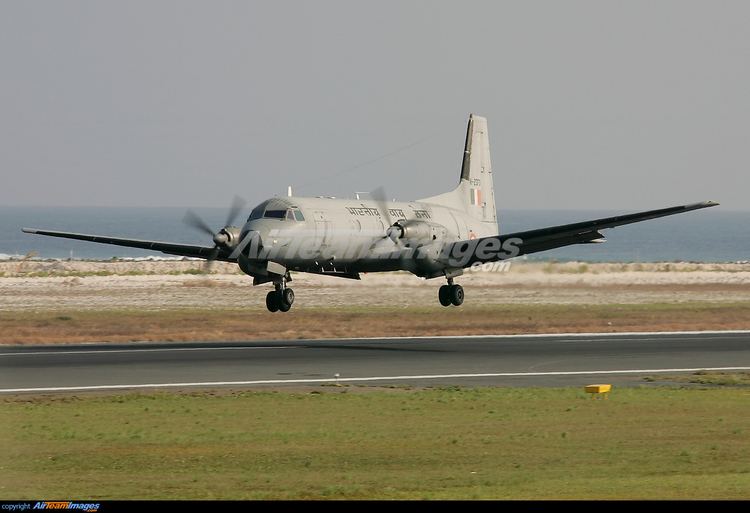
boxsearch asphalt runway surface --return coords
[2,331,750,394]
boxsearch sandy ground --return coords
[1,260,749,312]
[1,260,749,344]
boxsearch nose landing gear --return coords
[438,278,464,307]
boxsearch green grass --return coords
[2,387,750,499]
[646,371,750,387]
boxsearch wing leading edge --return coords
[21,228,226,261]
[441,201,719,268]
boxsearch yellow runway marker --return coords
[585,384,612,399]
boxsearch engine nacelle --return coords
[387,220,448,246]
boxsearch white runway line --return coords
[0,346,301,357]
[345,329,750,341]
[3,366,750,393]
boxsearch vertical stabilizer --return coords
[460,115,496,224]
[418,114,498,234]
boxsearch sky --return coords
[1,1,748,210]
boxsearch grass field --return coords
[3,301,750,344]
[2,385,750,499]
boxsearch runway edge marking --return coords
[343,329,750,341]
[0,345,302,357]
[3,366,750,394]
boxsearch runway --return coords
[2,331,750,393]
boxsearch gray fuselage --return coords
[238,195,498,278]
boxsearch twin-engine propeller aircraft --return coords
[23,115,718,312]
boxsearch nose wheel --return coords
[439,280,464,307]
[266,285,295,312]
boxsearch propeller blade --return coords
[225,195,247,227]
[370,186,393,229]
[183,210,215,237]
[203,246,221,274]
[184,196,247,273]
[368,186,406,249]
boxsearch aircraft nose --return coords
[233,229,262,258]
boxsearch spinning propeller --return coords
[371,186,404,243]
[182,195,247,271]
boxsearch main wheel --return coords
[266,290,280,312]
[277,288,294,312]
[282,288,295,307]
[438,285,452,307]
[449,284,464,306]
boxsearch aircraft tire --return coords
[266,291,280,312]
[283,288,295,307]
[449,284,464,306]
[438,285,452,307]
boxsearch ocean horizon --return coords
[1,205,747,263]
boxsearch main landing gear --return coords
[438,278,464,307]
[266,282,295,312]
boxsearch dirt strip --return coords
[2,261,748,344]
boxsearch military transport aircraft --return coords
[23,115,718,312]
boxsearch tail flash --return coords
[470,187,482,206]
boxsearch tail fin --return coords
[460,115,496,224]
[419,114,498,232]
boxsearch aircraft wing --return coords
[441,201,719,268]
[21,228,228,261]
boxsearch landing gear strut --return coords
[266,278,295,313]
[438,278,464,307]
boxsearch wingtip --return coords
[21,228,37,234]
[687,201,719,210]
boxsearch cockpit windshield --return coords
[248,201,305,222]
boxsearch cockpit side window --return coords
[249,205,264,221]
[294,209,305,221]
[286,210,295,221]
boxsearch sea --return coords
[0,206,747,263]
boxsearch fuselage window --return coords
[264,210,286,219]
[294,210,305,221]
